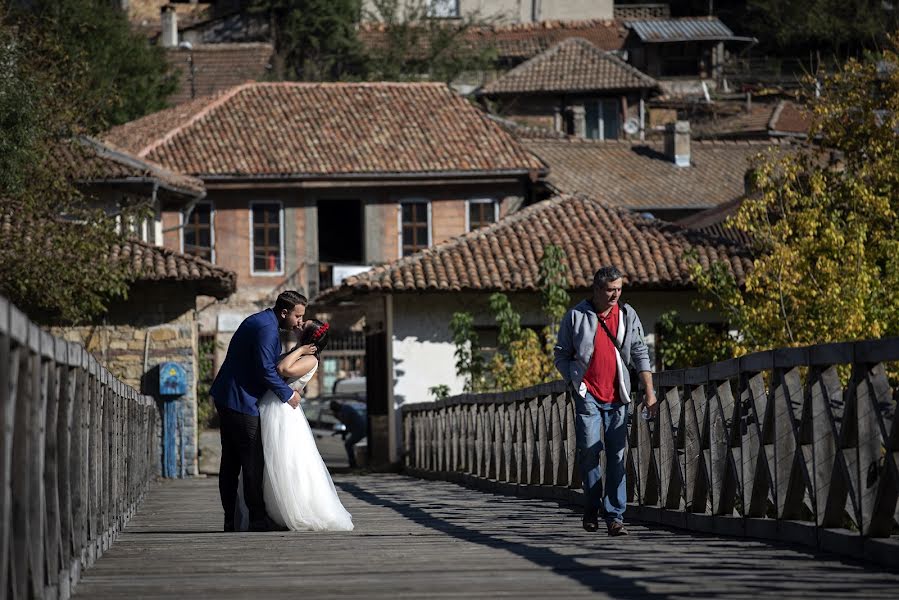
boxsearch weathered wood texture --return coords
[0,296,158,600]
[403,338,899,567]
[74,475,899,599]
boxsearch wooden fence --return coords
[0,296,159,599]
[402,338,899,567]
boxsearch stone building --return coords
[54,240,235,477]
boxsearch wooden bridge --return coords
[2,297,899,598]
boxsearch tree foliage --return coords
[450,245,570,392]
[0,21,135,324]
[251,0,368,80]
[365,0,497,83]
[6,0,176,129]
[656,310,736,369]
[690,39,899,352]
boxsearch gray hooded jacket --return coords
[553,300,652,403]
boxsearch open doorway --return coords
[318,198,364,289]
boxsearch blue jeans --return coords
[575,391,628,524]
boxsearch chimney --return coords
[160,5,178,48]
[664,120,691,167]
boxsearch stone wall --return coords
[52,283,201,477]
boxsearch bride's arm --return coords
[277,344,318,378]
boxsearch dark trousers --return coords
[344,430,365,468]
[217,406,266,529]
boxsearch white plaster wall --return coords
[390,288,718,406]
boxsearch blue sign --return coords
[159,362,188,396]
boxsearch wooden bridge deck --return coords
[73,475,899,599]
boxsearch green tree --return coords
[365,0,497,83]
[7,0,176,129]
[449,245,570,392]
[690,38,899,352]
[745,0,899,56]
[656,310,736,370]
[251,0,368,80]
[0,23,134,324]
[448,312,486,392]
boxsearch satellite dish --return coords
[623,118,640,136]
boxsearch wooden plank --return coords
[658,386,684,509]
[742,372,773,517]
[70,475,899,599]
[684,384,709,513]
[44,338,62,597]
[772,367,807,520]
[0,300,12,600]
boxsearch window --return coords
[467,199,498,231]
[250,202,283,275]
[399,201,430,256]
[428,0,459,18]
[585,98,620,140]
[182,202,214,262]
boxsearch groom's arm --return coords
[254,323,296,403]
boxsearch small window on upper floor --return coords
[251,202,283,275]
[467,199,498,232]
[428,0,460,18]
[400,201,430,257]
[183,202,214,262]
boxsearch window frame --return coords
[180,201,215,263]
[427,0,460,18]
[464,198,499,232]
[397,199,432,258]
[249,200,285,276]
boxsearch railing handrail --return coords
[401,335,899,570]
[406,336,899,412]
[0,294,159,598]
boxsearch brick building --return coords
[316,193,752,463]
[104,81,545,389]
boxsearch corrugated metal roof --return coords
[626,18,745,42]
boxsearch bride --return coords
[240,319,354,532]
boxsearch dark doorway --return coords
[318,199,364,264]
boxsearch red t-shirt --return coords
[583,303,620,404]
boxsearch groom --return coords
[211,290,306,532]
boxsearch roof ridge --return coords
[138,83,253,157]
[483,36,656,94]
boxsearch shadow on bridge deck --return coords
[73,475,899,599]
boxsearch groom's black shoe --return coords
[249,517,288,532]
[582,509,599,532]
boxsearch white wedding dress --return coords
[237,362,354,531]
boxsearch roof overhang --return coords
[199,168,548,189]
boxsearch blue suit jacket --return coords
[211,309,294,416]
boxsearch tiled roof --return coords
[316,194,751,300]
[692,100,810,140]
[113,239,235,298]
[769,100,810,135]
[481,38,657,95]
[104,82,544,178]
[165,43,273,106]
[486,114,571,140]
[357,19,627,63]
[677,197,753,246]
[522,137,787,210]
[58,136,205,199]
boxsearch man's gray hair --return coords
[592,266,624,288]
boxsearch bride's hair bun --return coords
[302,319,330,353]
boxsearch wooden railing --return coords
[0,296,159,599]
[402,338,899,567]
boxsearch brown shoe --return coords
[607,521,629,537]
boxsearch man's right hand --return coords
[287,391,301,409]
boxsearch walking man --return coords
[331,400,367,468]
[554,266,657,536]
